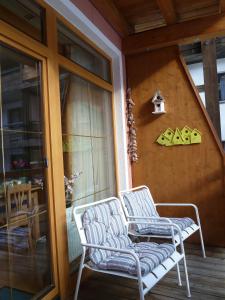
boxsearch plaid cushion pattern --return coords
[138,217,195,235]
[99,242,175,276]
[123,188,159,232]
[83,200,132,265]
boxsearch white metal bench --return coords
[73,197,191,300]
[119,185,206,257]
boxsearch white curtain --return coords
[61,75,116,263]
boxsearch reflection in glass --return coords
[0,153,6,227]
[58,22,111,83]
[3,132,43,171]
[7,212,52,296]
[0,43,53,298]
[0,44,42,132]
[0,0,46,43]
[60,69,116,268]
[0,226,10,299]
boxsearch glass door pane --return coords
[0,0,46,44]
[60,69,116,271]
[0,43,53,299]
[58,22,111,83]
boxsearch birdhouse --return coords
[190,129,202,144]
[172,128,184,145]
[152,90,166,114]
[181,126,192,145]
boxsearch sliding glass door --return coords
[0,43,54,299]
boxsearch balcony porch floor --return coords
[77,244,225,300]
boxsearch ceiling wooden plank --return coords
[90,0,131,37]
[219,0,225,12]
[156,0,177,24]
[178,4,219,22]
[123,13,225,55]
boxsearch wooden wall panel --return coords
[126,46,225,247]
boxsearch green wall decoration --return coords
[181,126,192,145]
[157,126,202,146]
[191,129,202,144]
[163,128,174,141]
[156,134,171,146]
[172,128,184,145]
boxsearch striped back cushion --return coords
[122,187,159,232]
[82,200,132,265]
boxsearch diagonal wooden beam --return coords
[156,0,177,25]
[90,0,131,37]
[123,13,225,55]
[219,0,225,13]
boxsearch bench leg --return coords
[74,251,85,300]
[176,262,182,286]
[183,256,191,298]
[137,279,144,300]
[137,267,144,300]
[199,227,206,258]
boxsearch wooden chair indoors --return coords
[6,183,34,253]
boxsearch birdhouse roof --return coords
[152,91,165,103]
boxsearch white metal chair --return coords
[73,197,191,300]
[119,185,206,258]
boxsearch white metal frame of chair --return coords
[73,197,191,300]
[119,185,206,258]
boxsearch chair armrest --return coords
[155,203,197,209]
[155,203,201,225]
[127,215,172,223]
[29,206,39,216]
[81,242,142,277]
[128,221,185,255]
[81,243,138,257]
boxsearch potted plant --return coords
[64,171,82,207]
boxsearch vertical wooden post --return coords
[45,8,70,300]
[202,39,221,138]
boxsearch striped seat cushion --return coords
[83,200,132,265]
[98,242,175,276]
[0,226,30,251]
[122,188,159,233]
[138,217,195,235]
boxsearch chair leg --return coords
[182,256,191,298]
[74,251,85,300]
[176,262,182,286]
[137,277,144,300]
[171,228,182,286]
[199,228,206,258]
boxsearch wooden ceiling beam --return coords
[123,13,225,55]
[90,0,131,37]
[156,0,177,25]
[219,0,225,13]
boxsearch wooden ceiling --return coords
[90,0,225,36]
